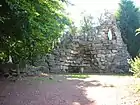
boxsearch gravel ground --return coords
[0,75,140,105]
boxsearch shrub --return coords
[128,56,140,77]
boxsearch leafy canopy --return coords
[0,0,71,64]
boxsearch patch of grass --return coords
[94,72,133,76]
[66,73,89,79]
[135,84,140,93]
[27,77,55,83]
[64,72,132,79]
[33,77,48,81]
[64,72,133,76]
[128,83,140,94]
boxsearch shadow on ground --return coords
[65,75,115,88]
[1,73,132,105]
[0,75,100,105]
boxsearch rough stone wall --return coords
[47,13,130,73]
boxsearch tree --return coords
[0,0,71,65]
[69,22,78,35]
[116,0,140,57]
[79,13,95,41]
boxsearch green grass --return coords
[128,83,140,94]
[62,72,133,79]
[26,77,56,83]
[66,73,90,79]
[135,84,140,93]
[33,77,49,81]
[64,73,132,77]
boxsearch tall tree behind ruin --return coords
[116,0,140,57]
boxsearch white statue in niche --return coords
[8,55,13,63]
[108,29,112,40]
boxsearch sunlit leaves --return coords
[136,28,140,36]
[0,0,70,63]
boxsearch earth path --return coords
[0,75,140,105]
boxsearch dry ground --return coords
[0,74,140,105]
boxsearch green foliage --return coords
[80,14,94,35]
[128,56,140,77]
[69,22,78,35]
[136,28,140,36]
[0,0,70,64]
[0,52,7,62]
[116,0,140,57]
